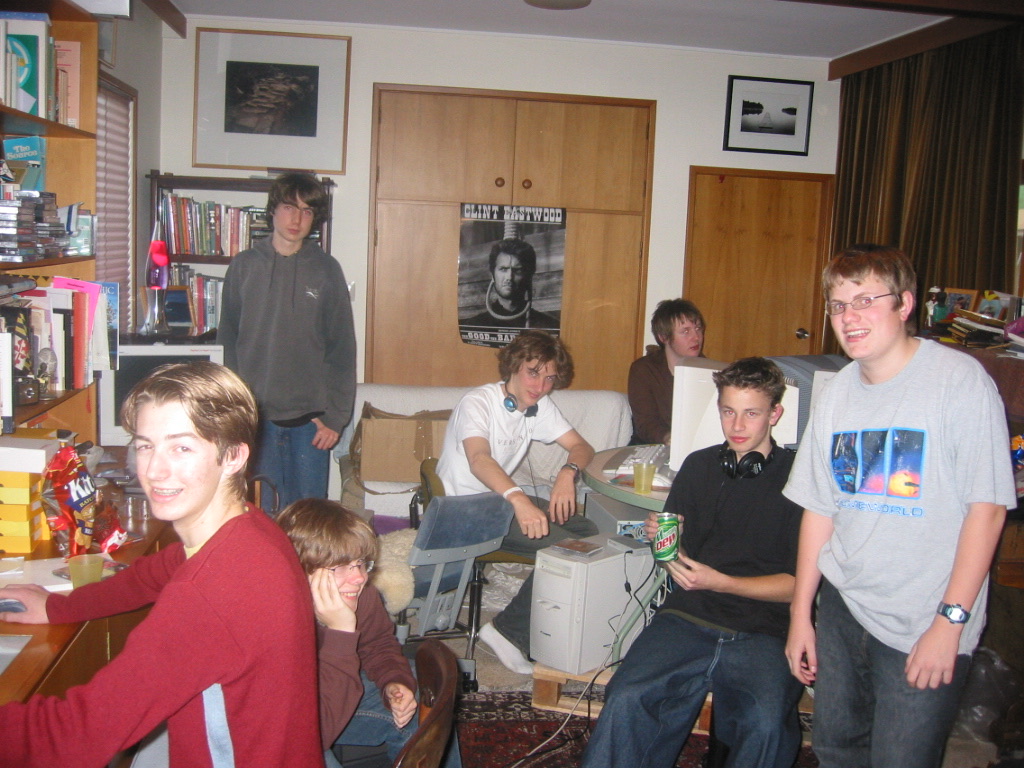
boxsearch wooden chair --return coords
[392,640,459,768]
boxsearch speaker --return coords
[718,442,772,479]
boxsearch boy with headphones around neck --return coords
[436,330,597,674]
[581,357,804,768]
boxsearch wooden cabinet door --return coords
[685,167,834,362]
[512,100,650,212]
[560,212,645,392]
[376,90,517,204]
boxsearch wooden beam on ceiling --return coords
[141,0,186,38]
[784,0,1024,22]
[828,17,1013,78]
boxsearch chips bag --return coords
[42,431,97,557]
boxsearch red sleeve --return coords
[357,587,416,696]
[317,623,364,751]
[46,543,185,624]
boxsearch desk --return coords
[583,447,670,512]
[0,507,175,706]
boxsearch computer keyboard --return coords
[603,444,676,490]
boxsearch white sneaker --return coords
[479,622,534,675]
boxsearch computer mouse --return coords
[0,598,27,613]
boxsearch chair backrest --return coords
[392,640,459,768]
[411,493,513,564]
[420,457,445,506]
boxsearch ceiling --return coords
[169,0,953,60]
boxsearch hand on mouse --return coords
[385,682,417,729]
[0,584,50,624]
[309,569,357,632]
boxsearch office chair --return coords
[392,640,459,768]
[395,489,514,691]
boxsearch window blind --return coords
[95,78,135,332]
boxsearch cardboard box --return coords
[0,485,38,504]
[355,405,450,483]
[0,512,47,553]
[0,471,43,489]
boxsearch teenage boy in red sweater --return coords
[0,361,322,768]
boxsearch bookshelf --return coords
[147,170,336,265]
[0,0,99,443]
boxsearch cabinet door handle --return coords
[495,177,505,188]
[521,179,532,190]
[795,328,810,339]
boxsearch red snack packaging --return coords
[42,431,97,557]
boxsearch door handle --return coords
[795,328,810,340]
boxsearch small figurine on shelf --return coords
[139,218,171,335]
[926,286,949,327]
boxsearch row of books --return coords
[160,193,273,259]
[168,263,224,335]
[0,277,117,432]
[0,12,81,128]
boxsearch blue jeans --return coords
[323,669,462,768]
[255,419,330,512]
[581,611,803,768]
[813,580,970,768]
[493,511,599,656]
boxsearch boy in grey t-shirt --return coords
[783,244,1015,768]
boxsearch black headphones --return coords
[718,441,775,479]
[502,391,538,418]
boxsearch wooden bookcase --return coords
[0,0,99,444]
[147,170,336,265]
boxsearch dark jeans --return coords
[491,509,598,657]
[255,419,330,512]
[813,580,971,768]
[581,611,803,768]
[324,669,462,768]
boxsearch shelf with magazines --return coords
[0,0,99,444]
[147,169,335,265]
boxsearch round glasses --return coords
[824,293,895,316]
[327,560,375,575]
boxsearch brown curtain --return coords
[832,24,1024,323]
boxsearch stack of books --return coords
[949,311,1006,348]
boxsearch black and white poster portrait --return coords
[458,203,566,348]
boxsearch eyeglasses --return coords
[824,294,896,316]
[327,560,375,575]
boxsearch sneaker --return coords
[479,622,534,675]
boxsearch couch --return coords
[334,383,632,527]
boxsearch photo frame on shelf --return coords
[723,75,814,156]
[98,19,116,67]
[192,28,351,174]
[944,288,978,315]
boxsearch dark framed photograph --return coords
[192,28,351,174]
[723,76,814,156]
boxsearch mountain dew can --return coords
[652,512,679,562]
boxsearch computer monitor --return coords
[98,343,224,446]
[668,358,800,472]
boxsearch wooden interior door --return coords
[685,167,834,361]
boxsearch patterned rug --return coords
[456,691,820,768]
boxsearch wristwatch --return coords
[937,602,971,624]
[561,462,581,479]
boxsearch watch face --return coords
[940,604,969,623]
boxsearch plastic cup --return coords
[68,554,105,589]
[634,462,657,495]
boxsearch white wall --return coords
[159,17,840,369]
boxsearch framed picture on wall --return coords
[192,28,351,174]
[723,75,814,156]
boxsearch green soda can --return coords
[652,512,679,562]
